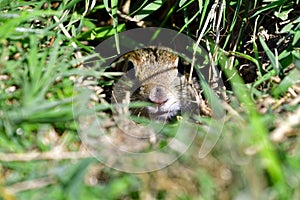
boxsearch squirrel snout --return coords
[148,86,169,105]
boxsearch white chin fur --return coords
[147,100,180,120]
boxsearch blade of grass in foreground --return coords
[272,67,300,98]
[218,47,288,197]
[103,0,120,53]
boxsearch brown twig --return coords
[0,150,91,162]
[7,177,55,194]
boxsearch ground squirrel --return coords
[111,47,201,121]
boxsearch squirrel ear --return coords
[169,54,179,69]
[172,56,179,66]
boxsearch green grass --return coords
[1,0,300,199]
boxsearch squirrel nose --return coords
[149,86,168,105]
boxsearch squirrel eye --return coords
[177,58,185,75]
[126,60,135,72]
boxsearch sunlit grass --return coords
[0,0,299,199]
